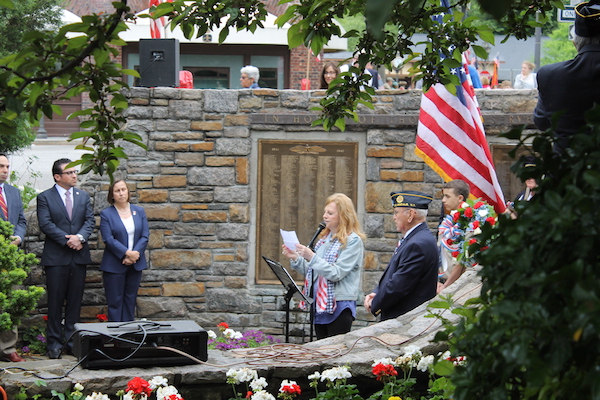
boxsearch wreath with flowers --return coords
[438,198,497,268]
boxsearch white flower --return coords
[417,355,435,372]
[320,366,351,382]
[207,330,217,339]
[85,393,110,400]
[439,350,451,360]
[250,377,268,391]
[478,209,488,217]
[149,376,168,390]
[122,392,135,400]
[231,331,243,339]
[228,367,258,384]
[251,390,276,400]
[223,328,236,338]
[73,383,84,392]
[473,227,482,235]
[156,385,179,400]
[308,371,320,380]
[403,345,421,356]
[372,357,397,367]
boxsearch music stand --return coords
[262,256,312,343]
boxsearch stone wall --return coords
[23,87,538,341]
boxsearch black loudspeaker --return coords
[73,320,208,369]
[139,38,180,87]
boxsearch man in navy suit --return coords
[364,191,438,320]
[0,154,27,362]
[534,0,600,152]
[37,158,94,359]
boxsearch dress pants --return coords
[44,262,87,352]
[103,268,143,322]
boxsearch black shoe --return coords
[47,349,61,359]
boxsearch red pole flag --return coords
[416,53,506,214]
[149,0,172,39]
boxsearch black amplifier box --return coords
[73,320,208,369]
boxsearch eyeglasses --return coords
[58,171,78,176]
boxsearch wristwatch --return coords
[77,234,85,243]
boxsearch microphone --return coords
[307,222,326,251]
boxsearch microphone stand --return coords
[307,223,324,342]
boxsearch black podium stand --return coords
[263,256,312,343]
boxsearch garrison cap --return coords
[390,191,433,209]
[575,1,600,37]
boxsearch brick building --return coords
[46,0,346,136]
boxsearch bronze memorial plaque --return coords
[256,140,358,284]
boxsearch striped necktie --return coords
[0,187,7,220]
[65,190,73,219]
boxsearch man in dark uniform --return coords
[534,0,600,152]
[364,191,438,320]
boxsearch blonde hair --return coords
[522,60,535,71]
[321,193,365,246]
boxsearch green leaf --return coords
[471,45,489,60]
[218,26,230,43]
[477,0,512,20]
[433,360,455,376]
[0,0,14,8]
[365,0,397,40]
[287,23,304,48]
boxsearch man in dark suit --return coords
[0,154,27,362]
[534,0,600,152]
[364,191,438,320]
[37,158,94,359]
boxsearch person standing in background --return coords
[240,65,260,88]
[514,61,537,89]
[37,158,94,359]
[320,62,340,89]
[0,153,27,362]
[99,180,149,322]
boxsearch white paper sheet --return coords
[280,229,300,251]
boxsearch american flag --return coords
[149,0,173,39]
[416,0,506,214]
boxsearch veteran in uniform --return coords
[364,191,438,320]
[534,0,600,152]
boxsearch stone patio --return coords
[1,269,481,399]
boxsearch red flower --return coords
[42,315,48,321]
[167,396,184,400]
[485,217,496,226]
[446,238,454,246]
[472,220,480,229]
[464,207,473,218]
[474,201,484,208]
[372,363,398,380]
[281,383,301,395]
[217,322,229,330]
[246,391,253,398]
[452,251,460,258]
[453,212,460,222]
[97,313,108,322]
[468,238,477,245]
[127,377,152,397]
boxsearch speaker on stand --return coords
[139,38,180,87]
